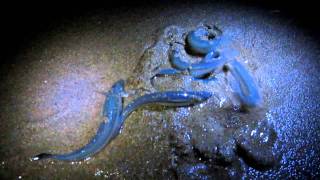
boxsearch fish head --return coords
[193,91,212,102]
[111,79,125,94]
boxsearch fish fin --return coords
[120,92,129,98]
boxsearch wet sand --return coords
[0,2,319,179]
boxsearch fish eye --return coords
[213,51,220,58]
[208,33,215,40]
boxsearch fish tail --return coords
[30,153,52,161]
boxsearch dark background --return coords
[0,0,319,63]
[0,0,319,178]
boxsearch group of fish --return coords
[153,25,261,107]
[31,25,261,162]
